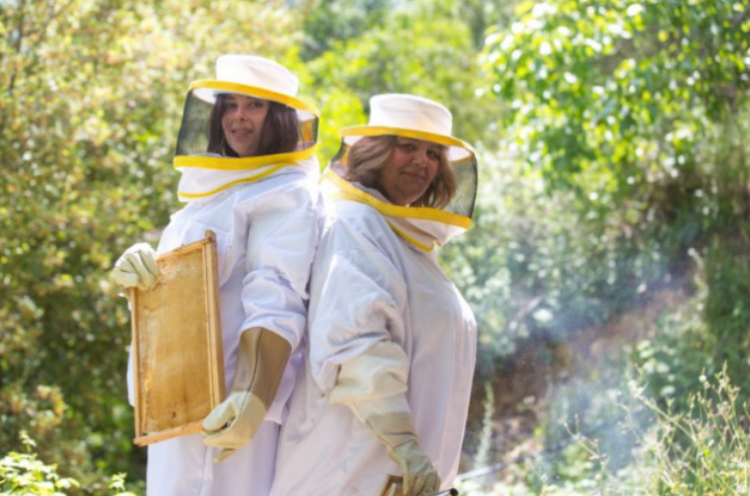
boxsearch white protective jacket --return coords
[127,158,320,496]
[270,171,477,496]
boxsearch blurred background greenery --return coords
[2,0,749,494]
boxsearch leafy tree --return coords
[297,0,392,60]
[1,0,302,488]
[399,0,520,50]
[483,0,750,391]
[484,0,749,237]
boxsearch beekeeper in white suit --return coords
[111,55,320,496]
[270,94,478,496]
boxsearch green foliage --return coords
[310,8,499,141]
[485,0,749,200]
[442,0,743,378]
[1,452,81,495]
[630,293,716,411]
[384,0,520,50]
[483,2,750,311]
[1,0,301,487]
[480,0,750,411]
[442,145,673,374]
[619,369,750,495]
[462,262,748,495]
[298,0,391,60]
[464,369,750,495]
[0,432,136,495]
[704,233,750,388]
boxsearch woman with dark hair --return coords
[271,94,479,496]
[112,55,320,496]
[207,94,300,157]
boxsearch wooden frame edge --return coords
[130,288,143,440]
[133,421,204,446]
[203,230,226,405]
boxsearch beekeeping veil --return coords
[324,93,478,250]
[173,55,319,201]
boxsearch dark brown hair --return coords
[207,94,299,157]
[346,135,457,209]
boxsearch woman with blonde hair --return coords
[271,94,479,496]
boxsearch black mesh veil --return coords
[448,154,478,219]
[329,134,478,220]
[175,86,318,160]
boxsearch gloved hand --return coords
[393,441,440,496]
[330,341,441,496]
[364,413,440,496]
[201,391,267,462]
[202,327,290,462]
[111,242,159,291]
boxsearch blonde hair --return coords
[345,135,457,209]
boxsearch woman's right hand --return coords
[390,439,440,496]
[111,242,159,290]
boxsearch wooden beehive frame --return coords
[130,230,225,446]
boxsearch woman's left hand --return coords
[202,391,268,462]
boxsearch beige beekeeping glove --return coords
[202,327,290,462]
[111,242,159,291]
[330,341,440,496]
[364,412,441,496]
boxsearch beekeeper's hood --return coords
[174,55,319,201]
[324,93,478,251]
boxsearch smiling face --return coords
[220,94,270,157]
[376,137,442,206]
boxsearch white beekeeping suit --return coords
[116,55,321,496]
[271,94,478,496]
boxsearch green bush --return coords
[619,368,750,495]
[461,367,750,495]
[0,433,137,496]
[443,145,677,376]
[1,0,301,485]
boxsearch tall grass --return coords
[461,367,750,495]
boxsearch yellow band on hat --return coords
[189,80,320,116]
[340,126,475,158]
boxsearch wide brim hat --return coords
[190,55,318,119]
[340,93,474,162]
[331,93,478,220]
